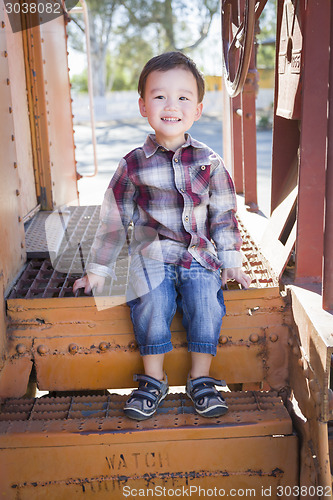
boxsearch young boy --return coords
[73,52,251,421]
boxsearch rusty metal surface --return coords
[0,9,26,290]
[39,12,78,208]
[324,10,333,310]
[5,9,37,220]
[5,288,289,392]
[2,207,285,393]
[295,0,330,284]
[0,390,289,431]
[0,391,299,498]
[10,206,277,300]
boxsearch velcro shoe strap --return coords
[192,387,223,401]
[191,376,227,389]
[130,388,158,403]
[133,374,163,390]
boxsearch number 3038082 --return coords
[5,3,61,14]
[277,485,332,497]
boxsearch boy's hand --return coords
[221,267,251,289]
[73,272,105,295]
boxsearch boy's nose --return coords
[164,98,178,110]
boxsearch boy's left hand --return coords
[221,267,251,289]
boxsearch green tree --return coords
[256,0,276,69]
[68,0,219,96]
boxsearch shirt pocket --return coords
[189,165,211,195]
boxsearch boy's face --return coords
[139,67,203,151]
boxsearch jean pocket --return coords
[189,165,210,195]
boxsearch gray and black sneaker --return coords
[124,374,169,421]
[186,376,228,418]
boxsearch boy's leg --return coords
[124,261,177,420]
[143,353,165,381]
[178,261,228,417]
[190,352,213,379]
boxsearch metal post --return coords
[323,6,333,311]
[295,0,330,282]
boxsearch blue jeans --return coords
[127,259,226,356]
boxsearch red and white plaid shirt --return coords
[87,133,242,277]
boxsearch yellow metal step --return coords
[0,391,298,498]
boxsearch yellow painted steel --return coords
[4,287,289,393]
[0,392,298,498]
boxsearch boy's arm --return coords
[86,158,135,278]
[208,155,250,288]
[74,159,135,293]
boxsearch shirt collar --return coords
[142,133,206,158]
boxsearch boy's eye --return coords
[155,95,165,100]
[179,96,189,101]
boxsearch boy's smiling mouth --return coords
[161,117,181,122]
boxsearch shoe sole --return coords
[124,391,168,421]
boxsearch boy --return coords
[73,52,251,421]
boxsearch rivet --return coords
[4,50,7,57]
[16,344,26,354]
[292,346,299,356]
[18,216,21,222]
[219,336,228,344]
[9,107,12,113]
[16,189,20,196]
[128,341,138,351]
[11,135,15,141]
[6,78,10,85]
[68,343,78,354]
[99,342,108,352]
[250,333,259,343]
[13,162,17,168]
[2,22,5,28]
[21,242,24,249]
[269,334,278,342]
[37,344,48,355]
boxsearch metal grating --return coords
[25,209,71,259]
[8,206,277,299]
[238,218,278,289]
[0,391,286,431]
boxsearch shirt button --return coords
[174,158,179,163]
[180,188,185,193]
[201,165,206,170]
[184,216,189,222]
[191,245,196,249]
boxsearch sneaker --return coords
[123,374,169,421]
[186,376,228,418]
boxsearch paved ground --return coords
[75,116,272,217]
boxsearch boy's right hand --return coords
[73,272,105,295]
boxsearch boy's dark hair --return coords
[138,51,205,103]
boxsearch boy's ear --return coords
[194,102,203,122]
[138,97,147,117]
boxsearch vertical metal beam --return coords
[295,0,330,282]
[241,65,258,210]
[231,93,244,193]
[323,8,333,311]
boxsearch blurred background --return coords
[66,0,276,215]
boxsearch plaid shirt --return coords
[87,133,242,277]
